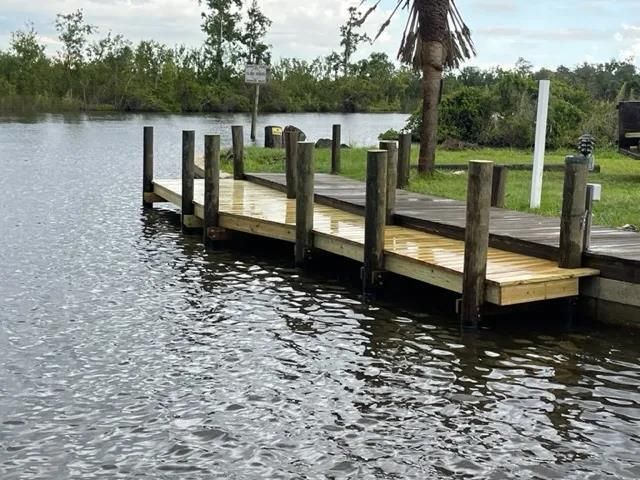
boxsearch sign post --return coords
[530,80,551,209]
[245,64,268,142]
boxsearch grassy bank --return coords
[232,146,640,229]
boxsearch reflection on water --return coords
[1,115,640,479]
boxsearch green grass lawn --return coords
[229,145,640,229]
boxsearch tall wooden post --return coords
[204,134,222,247]
[331,124,341,174]
[295,142,315,267]
[250,85,260,142]
[379,140,398,224]
[231,125,244,180]
[461,160,494,328]
[284,130,299,199]
[181,130,196,232]
[491,165,508,208]
[583,184,594,251]
[397,132,411,189]
[559,156,588,268]
[363,150,388,298]
[143,126,154,207]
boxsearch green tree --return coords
[9,23,48,95]
[339,6,370,77]
[241,0,272,64]
[199,0,243,79]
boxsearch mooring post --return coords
[379,141,398,224]
[331,124,341,174]
[295,142,315,267]
[491,165,508,208]
[181,130,196,232]
[143,126,154,207]
[363,150,388,299]
[583,184,595,251]
[284,130,299,199]
[559,156,589,268]
[461,160,494,328]
[204,134,224,247]
[397,132,411,189]
[231,125,244,180]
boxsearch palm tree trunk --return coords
[419,41,445,173]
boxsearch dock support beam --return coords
[559,156,588,268]
[284,130,299,199]
[204,134,225,246]
[379,140,398,224]
[461,160,494,328]
[232,125,244,180]
[143,126,154,207]
[181,130,197,232]
[363,150,388,299]
[295,142,315,267]
[331,124,341,174]
[491,165,508,208]
[397,132,411,189]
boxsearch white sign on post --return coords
[530,80,551,209]
[245,64,268,84]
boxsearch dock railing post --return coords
[295,142,315,267]
[379,140,398,224]
[559,156,589,268]
[331,124,341,174]
[363,150,388,299]
[583,184,595,251]
[231,125,244,180]
[284,130,299,199]
[143,126,154,207]
[181,130,196,232]
[491,165,508,208]
[461,160,494,328]
[397,132,411,189]
[204,134,224,247]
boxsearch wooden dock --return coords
[152,177,597,306]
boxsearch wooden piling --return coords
[397,132,411,189]
[379,141,398,224]
[284,130,299,199]
[331,124,341,174]
[181,130,196,231]
[295,142,315,267]
[203,134,222,246]
[559,156,588,268]
[143,126,154,207]
[583,184,594,251]
[491,165,508,208]
[461,160,494,327]
[231,125,244,180]
[363,150,388,297]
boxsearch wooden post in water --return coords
[363,150,388,298]
[295,142,315,267]
[203,134,223,247]
[284,130,299,199]
[461,160,494,328]
[231,125,244,180]
[143,126,154,207]
[250,85,259,142]
[331,124,341,174]
[379,141,398,224]
[559,156,588,268]
[397,132,412,189]
[181,130,196,232]
[491,165,508,208]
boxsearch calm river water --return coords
[1,113,640,479]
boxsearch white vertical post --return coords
[530,80,551,209]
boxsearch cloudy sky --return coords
[0,0,638,70]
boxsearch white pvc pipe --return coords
[530,80,551,209]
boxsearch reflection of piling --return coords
[331,124,341,174]
[491,165,508,208]
[284,130,299,199]
[181,130,197,232]
[143,126,154,207]
[559,156,588,268]
[397,132,411,189]
[204,134,225,247]
[363,150,388,298]
[379,140,398,224]
[295,142,315,268]
[231,125,244,180]
[461,160,493,327]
